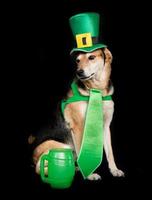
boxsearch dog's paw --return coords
[87,173,101,181]
[110,169,125,177]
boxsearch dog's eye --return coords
[76,58,80,63]
[88,55,96,60]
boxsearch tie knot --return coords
[90,88,102,94]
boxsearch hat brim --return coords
[70,43,107,54]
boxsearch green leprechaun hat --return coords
[69,12,107,54]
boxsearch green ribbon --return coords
[77,89,103,178]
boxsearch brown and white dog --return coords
[31,48,124,180]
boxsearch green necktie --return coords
[77,89,103,178]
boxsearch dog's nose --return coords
[77,69,84,76]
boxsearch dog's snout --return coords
[77,69,84,76]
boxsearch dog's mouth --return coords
[77,73,95,81]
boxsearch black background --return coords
[5,0,151,198]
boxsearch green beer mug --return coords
[40,148,75,189]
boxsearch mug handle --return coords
[40,154,49,183]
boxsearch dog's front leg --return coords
[103,101,124,177]
[104,124,124,177]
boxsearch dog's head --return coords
[72,48,112,81]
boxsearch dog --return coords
[30,47,124,180]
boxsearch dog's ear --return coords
[103,48,113,65]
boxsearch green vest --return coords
[61,81,112,114]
